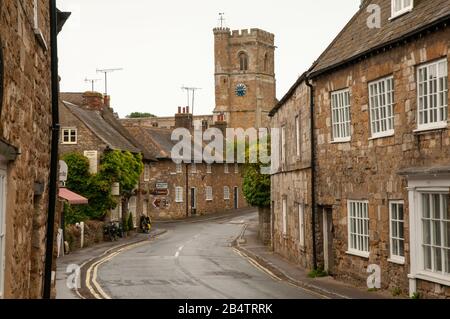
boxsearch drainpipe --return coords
[305,77,318,270]
[43,0,60,299]
[185,163,189,217]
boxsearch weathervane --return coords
[218,13,226,28]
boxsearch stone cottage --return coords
[121,108,248,220]
[0,1,69,298]
[59,92,156,226]
[271,0,450,298]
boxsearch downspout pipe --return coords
[43,0,60,299]
[305,77,318,270]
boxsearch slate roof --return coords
[310,0,450,77]
[61,100,143,155]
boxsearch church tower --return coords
[213,27,276,129]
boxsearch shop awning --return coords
[58,188,88,205]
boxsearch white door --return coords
[0,166,6,298]
[129,196,137,227]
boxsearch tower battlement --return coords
[214,27,274,43]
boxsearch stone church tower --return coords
[213,27,276,129]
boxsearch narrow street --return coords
[93,211,321,299]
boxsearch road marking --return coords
[175,245,184,258]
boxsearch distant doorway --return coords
[234,187,239,210]
[191,187,197,215]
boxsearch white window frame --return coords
[282,197,287,237]
[207,164,212,174]
[331,89,352,143]
[391,0,414,19]
[298,203,305,248]
[224,186,230,200]
[33,0,48,50]
[83,150,98,174]
[206,186,213,201]
[144,164,150,182]
[416,59,448,131]
[389,201,405,264]
[224,164,229,174]
[295,115,301,157]
[347,200,370,258]
[175,187,184,203]
[281,125,286,165]
[61,128,77,145]
[0,161,6,299]
[369,76,395,139]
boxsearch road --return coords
[95,211,321,299]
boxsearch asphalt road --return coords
[96,211,321,299]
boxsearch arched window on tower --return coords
[264,53,269,73]
[239,52,248,71]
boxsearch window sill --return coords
[346,250,370,259]
[388,257,405,265]
[410,272,450,287]
[331,138,351,144]
[414,124,448,134]
[369,131,395,141]
[62,143,77,145]
[389,8,413,21]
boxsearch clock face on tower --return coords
[235,83,247,97]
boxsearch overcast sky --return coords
[56,0,360,118]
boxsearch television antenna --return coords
[84,78,101,92]
[96,68,123,95]
[181,86,202,115]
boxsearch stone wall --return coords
[147,161,248,220]
[0,0,53,298]
[65,220,105,253]
[313,28,450,297]
[270,81,315,269]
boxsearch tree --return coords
[126,112,156,119]
[127,213,134,231]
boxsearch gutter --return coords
[43,0,60,299]
[305,77,318,271]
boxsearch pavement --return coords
[234,219,394,299]
[55,228,167,299]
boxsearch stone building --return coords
[269,74,315,269]
[59,92,155,226]
[271,0,450,298]
[120,114,214,130]
[122,108,248,220]
[213,28,277,129]
[0,1,68,298]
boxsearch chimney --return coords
[213,113,227,135]
[82,91,105,111]
[175,106,193,130]
[104,95,111,108]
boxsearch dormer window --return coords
[391,0,413,19]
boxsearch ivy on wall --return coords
[62,150,143,225]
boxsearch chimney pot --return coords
[186,106,190,114]
[178,106,182,114]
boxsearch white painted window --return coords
[224,186,230,200]
[83,151,98,174]
[224,164,229,174]
[389,201,405,263]
[369,76,395,138]
[234,163,239,174]
[176,163,183,174]
[144,164,150,182]
[282,197,287,237]
[61,128,77,144]
[331,89,351,142]
[207,164,212,174]
[421,193,450,275]
[299,203,305,247]
[417,59,448,131]
[281,126,286,165]
[0,164,6,298]
[206,186,213,201]
[391,0,413,18]
[347,200,370,257]
[295,115,301,157]
[175,187,184,203]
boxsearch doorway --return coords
[190,187,197,215]
[322,206,334,274]
[234,187,239,210]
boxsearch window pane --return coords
[433,220,441,246]
[444,221,450,248]
[423,194,430,218]
[433,194,441,219]
[434,248,442,272]
[399,240,405,257]
[423,220,431,245]
[424,246,432,270]
[445,249,450,274]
